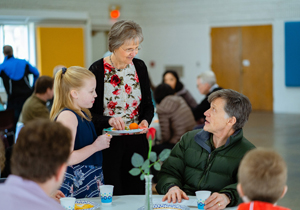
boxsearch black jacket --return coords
[193,87,223,122]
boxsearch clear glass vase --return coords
[144,174,154,210]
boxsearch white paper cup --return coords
[100,185,114,205]
[60,197,76,210]
[195,190,211,209]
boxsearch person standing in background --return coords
[89,20,154,195]
[162,70,197,109]
[0,45,39,133]
[193,71,222,128]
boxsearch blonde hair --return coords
[0,138,5,173]
[50,66,95,121]
[238,148,287,204]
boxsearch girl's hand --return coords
[93,133,112,151]
[109,117,125,130]
[51,190,65,202]
[138,120,149,134]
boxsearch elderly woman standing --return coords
[89,20,154,195]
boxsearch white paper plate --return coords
[103,127,143,134]
[75,200,100,210]
[137,203,190,210]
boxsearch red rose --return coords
[110,75,121,87]
[134,71,139,83]
[132,100,138,107]
[146,127,156,141]
[112,89,121,95]
[107,101,117,109]
[109,110,115,116]
[125,103,129,110]
[125,84,132,94]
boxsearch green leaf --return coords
[149,152,157,162]
[142,159,150,174]
[129,168,141,176]
[159,149,171,161]
[131,153,144,167]
[140,173,145,180]
[154,162,161,171]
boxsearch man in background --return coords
[193,71,222,128]
[0,45,39,133]
[19,76,54,124]
[0,119,71,210]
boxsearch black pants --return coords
[102,134,149,195]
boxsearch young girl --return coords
[50,66,112,198]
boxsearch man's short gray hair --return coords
[3,45,13,56]
[208,89,252,131]
[197,71,216,86]
[108,20,144,52]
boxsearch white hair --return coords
[197,71,216,86]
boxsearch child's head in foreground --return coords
[237,148,288,204]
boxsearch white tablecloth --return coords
[83,195,238,210]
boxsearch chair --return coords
[0,178,6,183]
[15,122,24,143]
[0,109,15,146]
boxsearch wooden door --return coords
[36,27,85,76]
[241,26,273,111]
[211,27,241,92]
[211,25,273,111]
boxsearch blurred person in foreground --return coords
[162,70,197,109]
[0,138,5,177]
[0,45,39,132]
[193,71,222,128]
[0,119,71,210]
[89,20,154,195]
[19,76,54,124]
[237,148,290,210]
[156,89,255,209]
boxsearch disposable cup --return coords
[100,185,114,205]
[195,190,211,209]
[60,197,76,210]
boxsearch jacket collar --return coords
[194,129,242,153]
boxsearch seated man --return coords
[19,76,54,124]
[0,119,72,210]
[193,71,222,127]
[237,148,290,210]
[156,89,255,209]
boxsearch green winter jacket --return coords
[156,129,255,207]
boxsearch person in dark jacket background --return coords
[156,89,255,209]
[193,70,222,128]
[162,70,197,109]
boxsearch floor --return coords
[153,112,300,209]
[243,111,300,209]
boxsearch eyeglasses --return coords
[121,47,141,54]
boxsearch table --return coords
[84,195,238,210]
